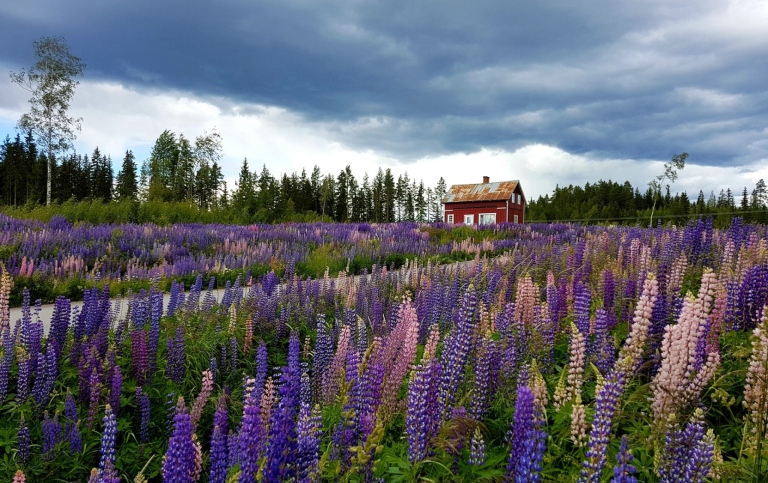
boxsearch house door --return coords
[464,214,474,225]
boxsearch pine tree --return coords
[116,150,138,201]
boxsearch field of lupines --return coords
[1,217,768,482]
[0,213,506,306]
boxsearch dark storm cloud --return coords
[1,0,766,166]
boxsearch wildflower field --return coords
[1,216,768,482]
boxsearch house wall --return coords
[444,199,525,224]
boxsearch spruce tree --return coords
[116,150,138,201]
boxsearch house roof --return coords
[443,180,521,203]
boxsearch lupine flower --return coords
[17,416,30,465]
[554,323,586,411]
[407,360,442,464]
[658,409,714,483]
[652,270,720,424]
[238,386,264,483]
[136,386,151,443]
[110,365,122,416]
[209,398,229,483]
[42,411,61,460]
[99,405,118,479]
[469,428,486,466]
[579,370,627,482]
[296,402,323,481]
[131,329,149,387]
[163,397,197,483]
[190,370,214,429]
[611,435,638,483]
[439,285,477,419]
[12,469,26,483]
[507,385,546,482]
[743,306,768,456]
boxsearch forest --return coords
[1,130,767,227]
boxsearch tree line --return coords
[526,178,768,226]
[0,130,449,224]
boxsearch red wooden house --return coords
[442,176,525,224]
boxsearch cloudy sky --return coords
[1,0,767,202]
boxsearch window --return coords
[479,213,496,225]
[447,214,454,223]
[514,214,519,223]
[464,214,474,225]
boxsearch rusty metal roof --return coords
[442,180,520,203]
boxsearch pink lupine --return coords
[190,370,214,429]
[743,306,768,456]
[422,323,440,363]
[514,274,537,327]
[616,275,658,375]
[379,294,420,415]
[554,323,586,411]
[651,269,720,424]
[322,326,351,404]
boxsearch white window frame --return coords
[478,213,496,225]
[514,214,519,223]
[464,214,474,225]
[447,214,454,223]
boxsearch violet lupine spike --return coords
[131,329,149,386]
[0,325,13,402]
[98,405,117,479]
[507,384,546,482]
[163,397,197,483]
[237,386,264,483]
[469,339,492,420]
[593,308,615,375]
[611,435,638,483]
[579,370,627,483]
[439,285,477,419]
[469,428,486,466]
[296,402,322,482]
[263,333,302,482]
[136,386,151,443]
[42,411,61,460]
[64,390,83,453]
[17,416,31,466]
[209,398,230,483]
[573,282,592,342]
[407,360,442,464]
[109,365,122,416]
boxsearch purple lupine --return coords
[579,370,627,483]
[148,286,162,377]
[593,308,615,375]
[237,390,264,483]
[0,326,13,402]
[167,326,186,384]
[109,365,122,415]
[167,280,183,317]
[136,386,151,443]
[86,367,102,429]
[131,329,149,386]
[17,353,31,404]
[407,360,442,464]
[469,428,486,466]
[64,391,83,453]
[658,411,714,483]
[262,332,302,481]
[42,411,61,460]
[31,350,48,406]
[99,405,117,479]
[209,398,230,483]
[296,402,322,481]
[163,397,197,483]
[507,385,546,482]
[573,282,591,342]
[312,315,333,400]
[17,416,30,466]
[469,339,493,420]
[228,337,237,373]
[439,286,477,418]
[611,435,638,483]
